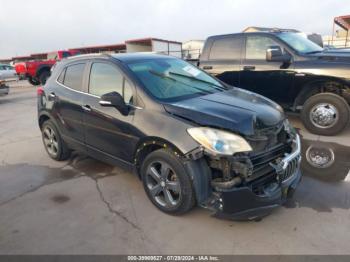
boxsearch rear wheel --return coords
[141,149,195,215]
[301,93,350,136]
[41,120,71,161]
[28,77,40,86]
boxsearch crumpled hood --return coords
[163,88,285,136]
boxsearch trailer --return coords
[125,38,182,57]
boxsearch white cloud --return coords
[0,0,348,58]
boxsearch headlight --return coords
[187,127,252,156]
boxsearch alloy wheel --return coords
[43,126,59,157]
[145,160,181,208]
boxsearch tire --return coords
[41,120,71,161]
[301,142,349,182]
[38,70,51,85]
[28,77,40,86]
[301,93,350,136]
[141,149,196,215]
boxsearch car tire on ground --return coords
[39,71,51,85]
[28,77,40,86]
[141,148,196,215]
[41,120,71,161]
[301,92,350,136]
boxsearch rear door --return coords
[199,35,244,87]
[53,62,87,150]
[82,60,138,163]
[240,34,295,104]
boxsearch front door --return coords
[82,61,138,163]
[240,35,295,105]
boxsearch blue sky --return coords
[0,0,349,58]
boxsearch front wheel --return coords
[301,93,350,136]
[141,149,196,215]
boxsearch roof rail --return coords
[66,53,111,60]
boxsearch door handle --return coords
[82,105,91,112]
[243,66,256,71]
[48,92,56,100]
[203,66,213,70]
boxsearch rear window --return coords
[60,63,85,91]
[209,37,243,60]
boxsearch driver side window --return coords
[246,36,281,60]
[89,62,133,104]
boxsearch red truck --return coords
[15,50,79,86]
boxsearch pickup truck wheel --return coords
[41,120,71,161]
[301,93,350,136]
[39,71,50,85]
[28,77,40,86]
[141,149,196,215]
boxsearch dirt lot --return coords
[0,81,349,255]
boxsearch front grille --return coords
[250,171,276,195]
[248,152,299,195]
[246,142,292,182]
[279,157,299,182]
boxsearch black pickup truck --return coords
[198,31,350,136]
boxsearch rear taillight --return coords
[37,86,44,96]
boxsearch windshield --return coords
[277,32,324,54]
[127,58,227,102]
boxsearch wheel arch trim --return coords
[133,136,185,169]
[38,111,58,129]
[293,78,350,110]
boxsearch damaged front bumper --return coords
[207,135,302,221]
[215,168,301,220]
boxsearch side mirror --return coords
[266,46,291,63]
[99,91,129,116]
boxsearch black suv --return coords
[38,53,301,220]
[198,31,350,136]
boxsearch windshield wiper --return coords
[148,70,214,95]
[168,71,226,91]
[149,70,176,81]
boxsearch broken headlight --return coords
[187,127,252,156]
